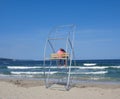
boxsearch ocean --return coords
[0,59,120,83]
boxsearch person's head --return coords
[60,48,65,52]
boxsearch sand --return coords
[0,78,120,99]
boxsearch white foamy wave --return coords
[7,66,42,69]
[50,66,108,69]
[7,65,113,70]
[78,66,108,69]
[11,71,57,75]
[70,71,108,75]
[83,63,96,66]
[110,66,120,69]
[84,71,108,74]
[8,66,68,69]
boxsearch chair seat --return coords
[50,53,69,60]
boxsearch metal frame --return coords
[43,24,76,90]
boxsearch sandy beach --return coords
[0,78,120,99]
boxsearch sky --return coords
[0,0,120,60]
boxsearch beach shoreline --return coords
[0,77,120,99]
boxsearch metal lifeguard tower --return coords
[43,24,76,90]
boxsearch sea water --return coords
[0,59,120,83]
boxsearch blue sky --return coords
[0,0,120,60]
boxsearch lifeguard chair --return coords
[43,24,76,90]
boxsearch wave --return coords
[49,66,107,69]
[70,71,108,75]
[78,66,107,69]
[83,63,96,66]
[7,65,120,70]
[46,66,120,69]
[78,66,120,69]
[11,70,107,75]
[110,66,120,68]
[11,71,57,75]
[8,66,106,70]
[7,66,42,69]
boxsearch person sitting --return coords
[57,48,67,66]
